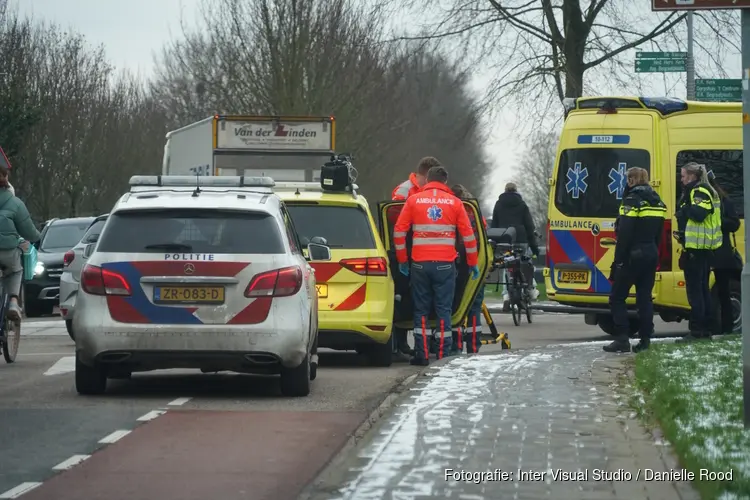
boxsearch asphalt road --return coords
[0,309,691,500]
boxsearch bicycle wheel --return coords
[525,299,533,324]
[511,302,520,326]
[2,317,19,363]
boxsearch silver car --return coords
[59,214,109,339]
[73,175,328,397]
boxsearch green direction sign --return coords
[695,79,742,102]
[634,51,687,73]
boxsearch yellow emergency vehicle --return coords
[544,96,743,335]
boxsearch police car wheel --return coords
[280,355,311,397]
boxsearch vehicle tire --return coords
[711,279,741,335]
[65,319,75,341]
[598,315,639,337]
[511,303,520,326]
[75,354,107,395]
[2,318,20,363]
[366,335,393,367]
[280,355,311,397]
[310,333,318,381]
[24,299,44,318]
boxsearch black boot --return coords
[395,330,415,356]
[603,339,631,353]
[633,339,650,353]
[677,331,707,343]
[409,357,429,366]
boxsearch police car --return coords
[73,175,328,397]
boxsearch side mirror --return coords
[307,243,331,261]
[310,236,328,246]
[83,243,96,259]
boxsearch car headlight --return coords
[34,262,45,276]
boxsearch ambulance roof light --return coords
[129,175,276,188]
[639,97,688,115]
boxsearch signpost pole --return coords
[686,12,696,100]
[742,8,750,429]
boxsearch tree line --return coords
[0,0,739,224]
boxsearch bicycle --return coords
[486,227,533,327]
[0,271,21,363]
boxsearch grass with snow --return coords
[633,334,750,499]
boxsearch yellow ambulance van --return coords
[544,96,743,336]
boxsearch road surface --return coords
[0,311,690,500]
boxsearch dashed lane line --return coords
[167,397,191,406]
[137,410,167,422]
[52,455,90,471]
[0,482,43,499]
[99,430,131,444]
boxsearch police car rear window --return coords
[554,148,651,218]
[97,209,285,254]
[286,204,376,249]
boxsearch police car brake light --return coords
[129,175,276,188]
[639,97,687,116]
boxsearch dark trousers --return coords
[714,268,739,334]
[609,258,657,341]
[684,250,712,333]
[411,261,455,360]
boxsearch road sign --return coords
[653,0,750,10]
[695,79,743,101]
[635,52,687,73]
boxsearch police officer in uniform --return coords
[675,162,723,341]
[604,167,667,353]
[393,166,479,365]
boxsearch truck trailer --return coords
[162,115,336,181]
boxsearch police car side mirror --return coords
[307,243,331,261]
[83,243,96,259]
[310,236,328,246]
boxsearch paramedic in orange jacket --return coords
[393,166,480,365]
[391,156,441,201]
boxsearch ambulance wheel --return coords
[365,335,393,367]
[598,315,639,338]
[710,279,741,335]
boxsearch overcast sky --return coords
[15,0,742,211]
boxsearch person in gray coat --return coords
[0,165,40,320]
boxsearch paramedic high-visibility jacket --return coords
[391,173,421,200]
[393,182,478,266]
[677,183,722,250]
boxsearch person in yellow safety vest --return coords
[675,162,723,342]
[603,167,666,354]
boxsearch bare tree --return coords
[395,1,738,117]
[512,130,557,239]
[151,0,490,201]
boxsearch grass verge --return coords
[483,283,547,301]
[632,334,750,499]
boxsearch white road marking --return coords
[99,429,131,444]
[52,454,90,471]
[22,320,65,328]
[20,352,72,356]
[0,482,43,498]
[43,356,75,376]
[137,410,166,422]
[167,397,191,406]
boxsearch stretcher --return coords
[459,301,511,349]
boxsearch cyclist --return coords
[491,183,539,306]
[0,166,40,320]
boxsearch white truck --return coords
[162,115,336,181]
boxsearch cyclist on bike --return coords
[0,165,40,320]
[491,183,539,307]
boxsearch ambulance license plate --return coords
[557,271,589,284]
[316,284,328,298]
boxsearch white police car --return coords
[73,175,329,397]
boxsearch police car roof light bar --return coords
[129,175,276,188]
